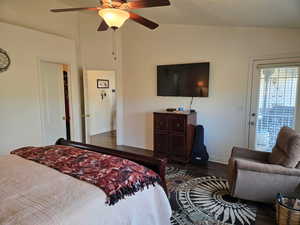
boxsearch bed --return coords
[0,139,172,225]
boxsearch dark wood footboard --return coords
[55,138,168,195]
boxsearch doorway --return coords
[84,70,117,148]
[249,58,300,152]
[39,61,71,145]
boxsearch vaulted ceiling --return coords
[60,0,300,28]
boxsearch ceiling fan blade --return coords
[50,7,99,12]
[97,20,109,31]
[122,0,170,9]
[129,12,159,30]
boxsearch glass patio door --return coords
[249,61,300,152]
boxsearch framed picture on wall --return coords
[97,79,109,89]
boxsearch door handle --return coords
[62,116,66,121]
[249,121,255,126]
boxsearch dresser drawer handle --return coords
[176,123,180,127]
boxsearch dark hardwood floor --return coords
[90,130,117,147]
[90,135,275,225]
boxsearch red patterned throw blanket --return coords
[11,145,161,205]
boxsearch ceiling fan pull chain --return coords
[112,30,117,61]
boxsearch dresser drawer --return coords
[169,134,186,157]
[169,116,186,133]
[154,131,169,155]
[154,114,169,131]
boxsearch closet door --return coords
[40,61,66,145]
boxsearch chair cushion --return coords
[269,126,300,168]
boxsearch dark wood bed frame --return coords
[55,138,168,194]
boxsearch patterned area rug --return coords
[166,166,257,225]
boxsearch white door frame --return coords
[83,69,121,145]
[246,54,300,148]
[37,59,75,145]
[83,69,90,144]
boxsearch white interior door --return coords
[249,60,300,151]
[40,61,66,145]
[83,70,116,144]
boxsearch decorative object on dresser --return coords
[166,108,177,112]
[154,111,197,163]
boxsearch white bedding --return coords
[0,155,172,225]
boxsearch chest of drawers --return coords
[153,111,197,163]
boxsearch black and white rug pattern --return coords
[166,166,256,225]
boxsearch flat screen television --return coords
[157,62,209,97]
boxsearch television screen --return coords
[157,62,209,97]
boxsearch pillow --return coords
[269,126,300,168]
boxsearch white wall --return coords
[87,71,116,135]
[0,0,79,39]
[122,24,300,162]
[79,13,118,70]
[0,1,125,146]
[0,22,81,155]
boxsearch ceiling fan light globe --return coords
[98,9,130,29]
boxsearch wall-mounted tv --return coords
[157,62,209,97]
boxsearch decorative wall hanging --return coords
[0,48,11,73]
[97,79,110,89]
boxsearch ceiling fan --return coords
[50,0,171,31]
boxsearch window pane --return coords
[255,66,299,152]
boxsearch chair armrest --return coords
[235,158,300,176]
[231,146,271,162]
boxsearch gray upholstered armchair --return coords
[228,127,300,203]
